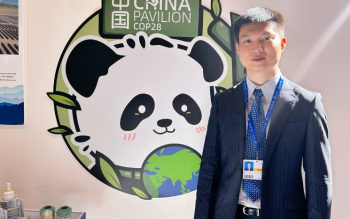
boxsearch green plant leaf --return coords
[132,187,150,199]
[48,126,73,135]
[212,0,221,17]
[47,92,81,110]
[100,158,121,189]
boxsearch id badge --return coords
[243,160,263,180]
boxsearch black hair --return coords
[233,7,285,44]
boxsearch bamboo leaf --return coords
[100,158,122,189]
[47,92,81,110]
[132,187,150,199]
[48,126,73,135]
[211,0,221,17]
[48,93,75,107]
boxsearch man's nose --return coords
[251,42,263,53]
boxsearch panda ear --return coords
[188,39,225,83]
[65,39,124,98]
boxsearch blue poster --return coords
[0,85,23,124]
[0,0,23,125]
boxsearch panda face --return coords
[62,32,227,169]
[120,92,203,134]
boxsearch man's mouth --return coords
[153,127,175,135]
[251,57,265,62]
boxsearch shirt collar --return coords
[246,70,282,103]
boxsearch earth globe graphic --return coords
[143,145,201,198]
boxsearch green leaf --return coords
[47,92,81,110]
[100,158,121,189]
[212,0,221,17]
[132,187,150,199]
[48,126,73,135]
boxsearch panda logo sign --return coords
[48,3,237,200]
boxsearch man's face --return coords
[236,21,286,74]
[247,163,251,168]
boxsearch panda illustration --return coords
[60,32,227,198]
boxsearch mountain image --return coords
[0,85,24,125]
[0,85,23,103]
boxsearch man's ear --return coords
[281,37,287,51]
[188,37,226,83]
[63,37,124,98]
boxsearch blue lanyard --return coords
[243,75,284,156]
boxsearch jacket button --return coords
[263,172,265,175]
[235,195,239,199]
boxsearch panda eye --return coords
[138,105,146,113]
[120,94,155,131]
[173,94,202,125]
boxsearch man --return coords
[194,7,332,219]
[244,162,253,171]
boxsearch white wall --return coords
[0,0,348,218]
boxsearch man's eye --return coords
[244,40,251,43]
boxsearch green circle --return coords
[57,206,72,217]
[52,8,233,198]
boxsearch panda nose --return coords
[157,119,172,128]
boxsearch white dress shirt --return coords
[238,71,282,209]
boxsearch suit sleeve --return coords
[194,93,221,219]
[303,93,332,219]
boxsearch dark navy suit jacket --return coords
[194,78,332,219]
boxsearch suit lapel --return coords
[262,79,299,172]
[229,82,246,164]
[230,82,245,120]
